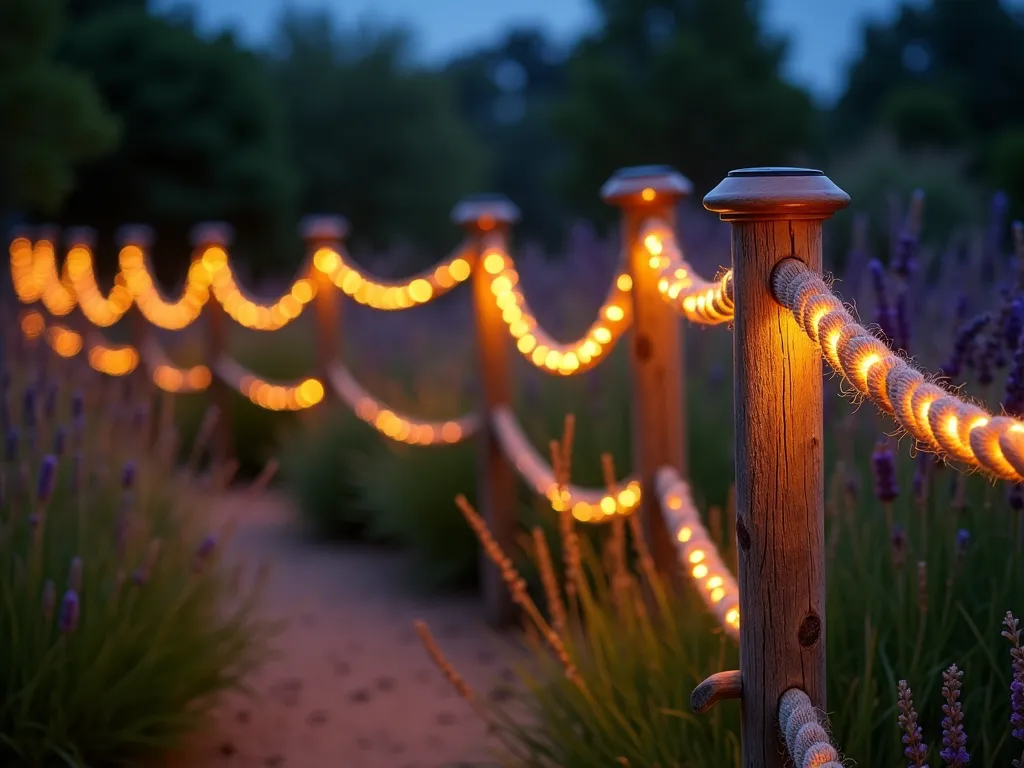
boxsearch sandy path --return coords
[160,490,527,768]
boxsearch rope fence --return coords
[9,165,1007,766]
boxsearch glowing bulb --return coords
[641,187,655,202]
[692,563,708,579]
[677,526,692,543]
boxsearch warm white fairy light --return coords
[316,243,473,310]
[119,243,210,330]
[491,405,641,520]
[639,219,733,325]
[214,356,324,411]
[656,466,739,636]
[326,362,478,445]
[65,243,133,326]
[481,234,632,376]
[141,338,211,393]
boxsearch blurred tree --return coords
[445,28,569,249]
[58,6,298,278]
[835,0,1024,152]
[553,0,816,219]
[0,0,118,215]
[268,9,485,261]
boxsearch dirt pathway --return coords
[161,491,527,768]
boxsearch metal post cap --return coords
[601,165,693,205]
[703,167,850,221]
[450,194,520,228]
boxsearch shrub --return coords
[277,405,379,539]
[0,344,274,766]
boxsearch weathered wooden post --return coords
[701,168,849,766]
[190,222,235,467]
[301,214,348,392]
[452,194,520,628]
[601,165,692,575]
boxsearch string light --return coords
[327,362,478,445]
[657,466,740,636]
[10,237,42,303]
[481,235,632,376]
[318,244,473,310]
[65,244,133,326]
[20,310,45,339]
[33,240,76,316]
[119,244,210,330]
[214,356,324,411]
[47,325,83,358]
[640,220,733,325]
[87,336,139,376]
[141,338,211,393]
[774,257,1024,485]
[491,405,641,520]
[202,246,315,331]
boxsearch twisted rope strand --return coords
[774,257,1024,484]
[656,466,740,637]
[778,688,843,768]
[638,219,734,325]
[326,361,478,445]
[490,405,641,520]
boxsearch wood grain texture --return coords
[732,219,825,768]
[625,202,686,576]
[470,225,517,628]
[691,669,742,714]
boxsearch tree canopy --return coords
[0,0,117,215]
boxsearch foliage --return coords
[277,406,380,540]
[267,8,485,264]
[553,0,817,220]
[0,0,118,214]
[0,342,273,766]
[56,5,298,280]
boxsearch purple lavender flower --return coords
[22,387,35,428]
[58,589,79,633]
[36,454,58,503]
[1005,345,1024,417]
[955,294,970,325]
[121,462,136,490]
[941,314,991,381]
[893,230,919,279]
[1006,300,1024,354]
[869,259,894,341]
[976,333,996,386]
[940,664,970,766]
[53,427,65,457]
[71,390,84,432]
[892,523,907,569]
[193,534,217,572]
[897,680,930,768]
[5,428,17,462]
[1001,612,1024,752]
[41,579,56,621]
[955,529,970,565]
[872,439,899,503]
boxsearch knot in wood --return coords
[798,612,822,649]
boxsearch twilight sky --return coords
[173,0,923,101]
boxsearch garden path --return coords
[159,490,526,768]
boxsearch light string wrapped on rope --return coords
[119,242,211,330]
[773,257,1024,484]
[638,218,733,325]
[200,245,316,331]
[63,230,133,327]
[655,467,739,637]
[9,235,42,303]
[479,233,633,376]
[490,405,641,520]
[213,355,324,411]
[778,688,843,768]
[84,330,139,376]
[30,238,76,316]
[315,242,473,311]
[327,361,478,445]
[141,337,212,393]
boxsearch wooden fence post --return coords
[601,165,692,576]
[703,167,849,767]
[300,214,348,392]
[452,194,521,628]
[190,221,235,468]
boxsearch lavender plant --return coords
[0,332,274,766]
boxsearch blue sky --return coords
[178,0,920,101]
